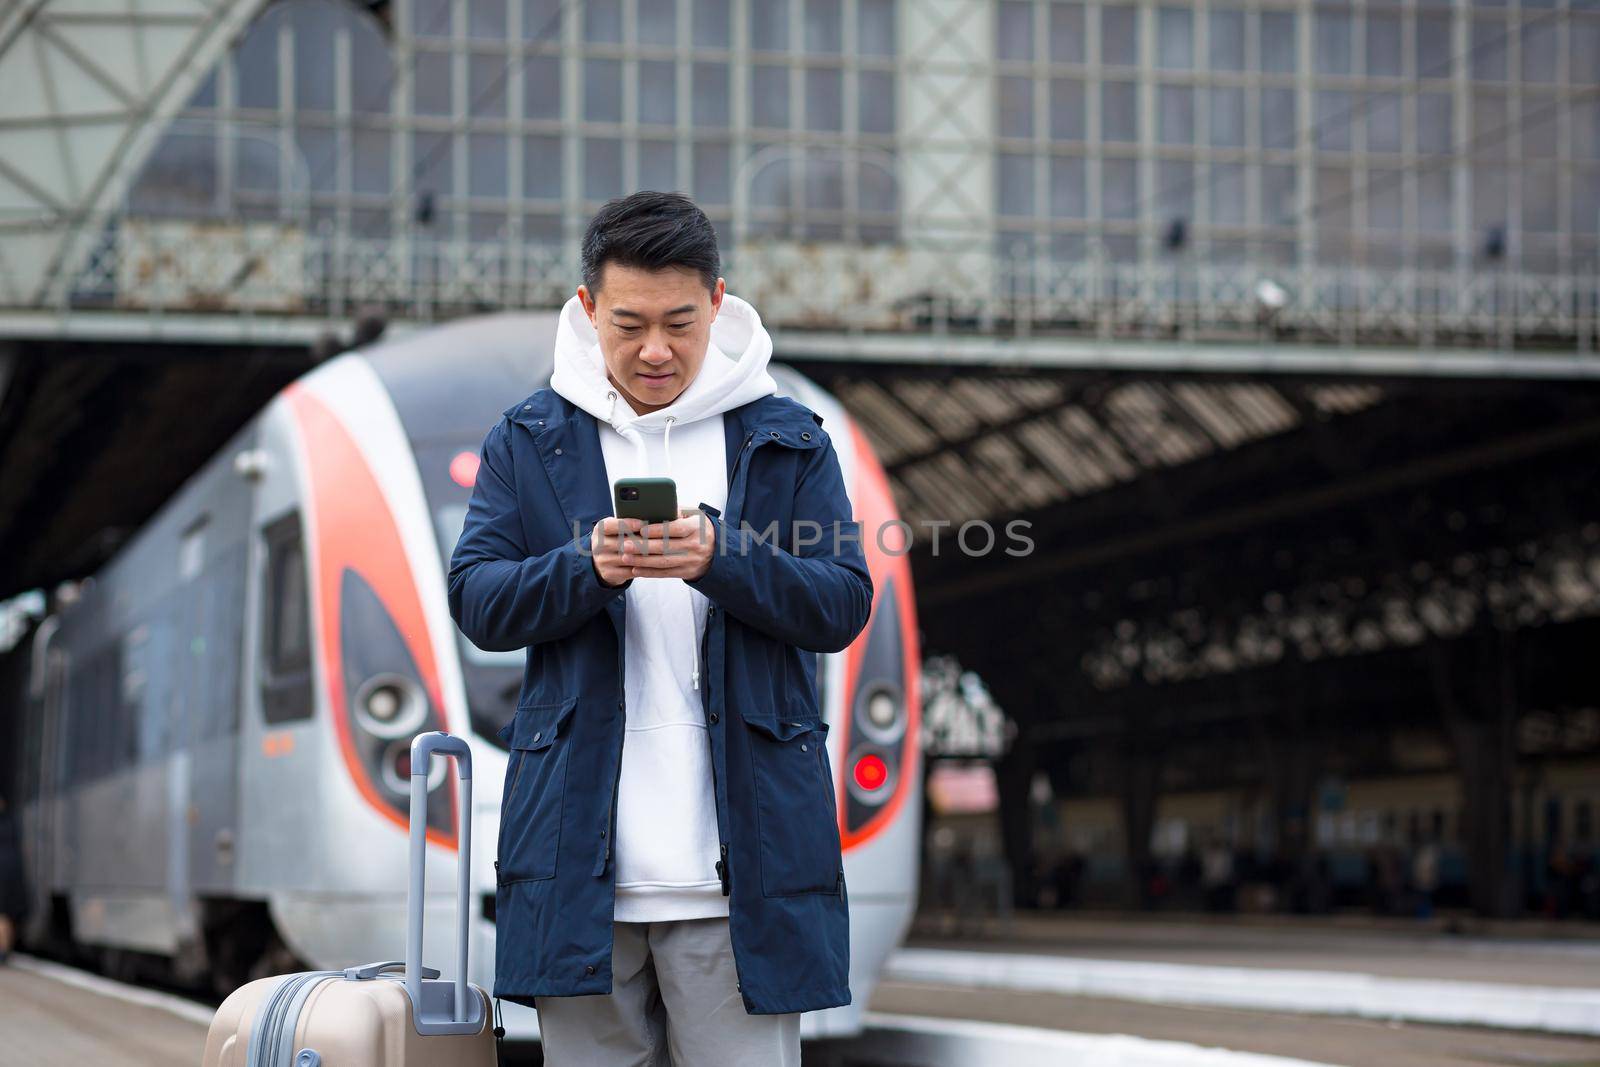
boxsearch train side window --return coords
[260,510,314,723]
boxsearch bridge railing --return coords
[39,214,1600,353]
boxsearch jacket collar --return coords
[505,387,824,451]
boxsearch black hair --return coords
[580,191,721,296]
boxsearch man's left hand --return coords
[618,508,715,580]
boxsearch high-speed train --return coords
[7,312,922,1039]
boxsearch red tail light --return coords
[450,450,480,488]
[853,753,889,791]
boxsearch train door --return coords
[237,404,320,893]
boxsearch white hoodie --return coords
[549,291,778,921]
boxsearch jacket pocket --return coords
[497,696,578,884]
[742,710,843,897]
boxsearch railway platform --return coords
[4,913,1599,1067]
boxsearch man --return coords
[447,191,872,1066]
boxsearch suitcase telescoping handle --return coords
[406,731,474,1029]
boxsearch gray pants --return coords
[534,916,801,1067]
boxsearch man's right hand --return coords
[590,516,644,587]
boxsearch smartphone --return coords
[613,476,678,524]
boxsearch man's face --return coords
[578,263,726,416]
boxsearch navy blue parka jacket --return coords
[447,385,873,1014]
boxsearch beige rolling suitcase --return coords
[202,732,499,1067]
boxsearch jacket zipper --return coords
[712,433,756,896]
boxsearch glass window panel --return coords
[1416,93,1452,154]
[469,132,509,197]
[1575,23,1600,85]
[1261,88,1297,149]
[584,138,623,200]
[752,0,788,50]
[1366,15,1402,75]
[1576,98,1600,160]
[1210,10,1245,70]
[1367,92,1402,152]
[998,2,1034,61]
[469,0,508,39]
[1471,163,1507,227]
[805,155,845,210]
[1102,157,1138,219]
[1210,87,1245,147]
[860,0,897,56]
[351,27,391,113]
[1156,159,1192,219]
[468,52,509,117]
[697,65,732,126]
[524,0,564,39]
[805,67,842,131]
[1521,19,1558,84]
[1315,166,1352,232]
[1573,170,1599,234]
[860,156,897,213]
[1521,98,1558,157]
[752,65,790,127]
[639,60,677,125]
[1471,19,1507,79]
[1471,92,1507,157]
[694,0,731,46]
[1260,12,1297,72]
[1050,156,1087,217]
[1367,171,1403,230]
[523,55,560,119]
[1416,15,1452,77]
[412,131,454,196]
[1102,6,1138,66]
[188,69,217,111]
[585,58,622,122]
[1051,4,1086,63]
[860,70,895,134]
[806,0,843,52]
[1315,90,1352,151]
[413,51,452,116]
[1262,163,1297,225]
[1158,8,1193,69]
[1102,81,1138,142]
[999,76,1034,138]
[638,0,678,46]
[236,21,279,109]
[639,138,677,191]
[414,0,453,37]
[1315,8,1353,75]
[749,143,792,211]
[295,124,337,193]
[292,4,337,112]
[1051,78,1086,140]
[353,127,391,194]
[998,152,1034,216]
[693,141,731,204]
[585,0,622,42]
[1418,169,1452,232]
[1159,85,1193,144]
[1210,162,1246,225]
[523,134,562,198]
[469,211,507,241]
[235,127,279,192]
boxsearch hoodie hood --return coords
[549,291,778,478]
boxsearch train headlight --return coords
[854,683,905,745]
[381,738,449,795]
[353,673,426,738]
